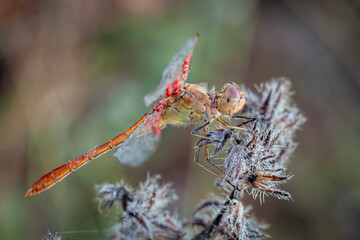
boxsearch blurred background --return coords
[0,0,359,239]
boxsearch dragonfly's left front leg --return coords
[227,115,257,128]
[191,121,215,141]
[215,116,256,132]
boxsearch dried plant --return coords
[44,79,305,240]
[94,175,266,240]
[96,175,184,240]
[43,230,62,240]
[187,189,268,240]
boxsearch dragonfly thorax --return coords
[160,82,245,125]
[160,84,211,124]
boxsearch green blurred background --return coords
[0,0,359,239]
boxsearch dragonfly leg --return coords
[194,146,227,182]
[216,117,249,132]
[227,116,257,128]
[194,142,241,191]
[191,121,215,141]
[228,115,257,120]
[205,145,225,177]
[194,147,221,179]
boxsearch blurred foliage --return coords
[0,0,359,239]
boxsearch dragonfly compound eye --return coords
[217,82,245,115]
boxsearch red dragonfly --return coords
[26,34,249,197]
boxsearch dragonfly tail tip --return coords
[25,187,36,197]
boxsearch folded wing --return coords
[144,34,199,107]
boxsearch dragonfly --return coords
[25,33,250,197]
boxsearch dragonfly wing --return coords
[113,115,160,167]
[144,34,199,107]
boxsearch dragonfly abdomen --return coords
[25,114,149,197]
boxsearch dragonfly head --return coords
[217,82,245,115]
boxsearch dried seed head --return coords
[43,230,62,240]
[191,195,268,239]
[227,78,305,200]
[96,175,183,240]
[225,200,268,239]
